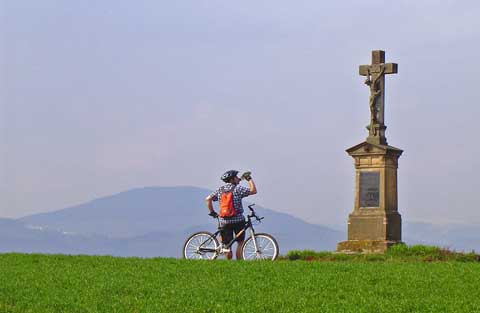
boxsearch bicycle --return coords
[183,204,279,260]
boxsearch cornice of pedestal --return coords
[346,141,403,157]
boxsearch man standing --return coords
[205,170,257,260]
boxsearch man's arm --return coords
[248,179,257,195]
[205,195,215,213]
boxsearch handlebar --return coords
[247,204,264,222]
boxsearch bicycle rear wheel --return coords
[241,233,279,260]
[183,231,219,260]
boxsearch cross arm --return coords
[359,63,398,76]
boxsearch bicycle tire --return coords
[241,233,279,260]
[183,231,219,260]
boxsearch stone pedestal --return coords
[337,141,403,253]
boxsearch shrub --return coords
[386,243,408,256]
[387,244,442,257]
[455,252,480,262]
[330,253,351,262]
[285,250,332,261]
[364,254,387,262]
[409,245,442,256]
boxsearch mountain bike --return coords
[183,204,279,260]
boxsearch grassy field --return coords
[1,253,480,313]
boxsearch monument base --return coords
[337,240,402,253]
[347,212,402,242]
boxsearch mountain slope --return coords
[0,218,112,255]
[19,186,212,238]
[15,186,344,256]
[403,222,480,252]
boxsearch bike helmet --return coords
[221,170,239,183]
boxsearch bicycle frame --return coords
[199,206,262,255]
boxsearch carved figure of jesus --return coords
[364,66,385,135]
[359,50,398,142]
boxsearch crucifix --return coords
[338,49,403,253]
[359,50,398,145]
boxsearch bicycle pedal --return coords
[220,248,231,253]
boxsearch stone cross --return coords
[359,50,397,145]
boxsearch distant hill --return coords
[0,218,112,255]
[2,186,478,257]
[403,222,480,252]
[20,187,212,238]
[11,186,343,257]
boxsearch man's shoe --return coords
[220,248,231,254]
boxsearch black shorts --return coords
[220,222,245,245]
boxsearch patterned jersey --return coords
[209,183,251,225]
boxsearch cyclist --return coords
[205,170,257,260]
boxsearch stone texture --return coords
[337,240,399,253]
[337,142,403,253]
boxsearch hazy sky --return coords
[2,0,480,227]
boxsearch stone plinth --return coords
[337,141,403,253]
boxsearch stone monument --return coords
[337,50,403,253]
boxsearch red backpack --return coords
[219,188,237,217]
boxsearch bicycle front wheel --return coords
[183,231,219,260]
[242,233,279,260]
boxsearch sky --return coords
[2,0,480,227]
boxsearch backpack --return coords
[219,187,237,217]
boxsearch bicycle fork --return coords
[249,228,261,257]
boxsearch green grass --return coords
[1,253,480,312]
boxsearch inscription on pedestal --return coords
[360,172,379,207]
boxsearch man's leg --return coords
[233,222,246,260]
[221,224,234,260]
[236,240,244,260]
